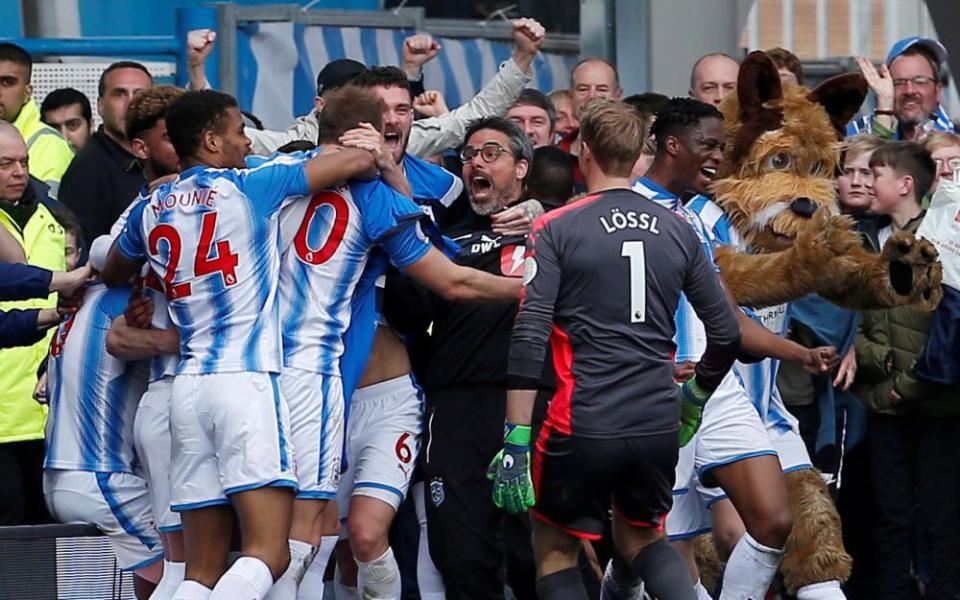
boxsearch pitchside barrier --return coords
[0,524,135,599]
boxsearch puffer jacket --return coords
[852,212,960,417]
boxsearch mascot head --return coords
[711,51,868,251]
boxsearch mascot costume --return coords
[699,51,942,595]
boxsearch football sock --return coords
[171,580,212,600]
[796,580,846,600]
[719,533,783,600]
[265,540,315,600]
[412,482,445,600]
[150,560,186,600]
[356,547,401,599]
[333,562,360,600]
[210,556,274,600]
[298,535,337,600]
[630,538,697,600]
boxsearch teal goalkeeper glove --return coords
[486,423,536,514]
[678,377,711,447]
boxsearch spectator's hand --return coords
[187,28,217,90]
[802,346,839,374]
[673,361,696,383]
[33,372,47,405]
[49,263,93,297]
[856,56,894,111]
[833,345,857,391]
[413,91,449,117]
[402,34,441,78]
[36,308,64,330]
[511,18,546,72]
[491,200,543,236]
[339,123,395,171]
[124,288,154,330]
[56,286,85,317]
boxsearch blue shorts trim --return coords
[783,463,814,475]
[697,450,778,478]
[668,526,713,542]
[705,493,729,509]
[171,498,230,512]
[94,473,158,550]
[296,490,337,500]
[354,481,405,501]
[671,487,690,496]
[123,552,164,572]
[158,524,184,534]
[224,478,299,497]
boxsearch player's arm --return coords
[726,285,839,374]
[402,247,520,303]
[490,222,562,514]
[106,316,180,360]
[681,240,742,400]
[303,148,377,194]
[102,201,148,288]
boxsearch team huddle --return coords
[35,29,880,600]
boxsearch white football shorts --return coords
[132,375,180,532]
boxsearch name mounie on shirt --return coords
[599,207,661,235]
[151,188,219,217]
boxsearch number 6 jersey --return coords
[116,155,311,375]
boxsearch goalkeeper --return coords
[490,98,740,600]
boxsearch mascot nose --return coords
[790,198,817,218]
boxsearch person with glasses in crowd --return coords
[923,131,960,193]
[850,37,955,142]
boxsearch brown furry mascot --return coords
[700,51,944,596]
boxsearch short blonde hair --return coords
[923,131,960,154]
[843,134,885,167]
[579,98,646,177]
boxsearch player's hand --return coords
[511,18,546,72]
[802,346,839,375]
[413,91,449,117]
[124,288,154,330]
[402,34,441,77]
[339,123,395,172]
[187,29,217,69]
[673,361,696,384]
[491,200,543,236]
[487,423,536,514]
[833,345,857,391]
[677,377,710,447]
[49,263,93,297]
[856,56,894,111]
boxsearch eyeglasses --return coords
[460,142,508,164]
[892,76,937,88]
[934,157,960,172]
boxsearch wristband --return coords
[873,109,895,116]
[503,422,531,449]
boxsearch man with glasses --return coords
[850,37,955,142]
[382,116,560,599]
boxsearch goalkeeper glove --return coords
[486,422,536,514]
[678,377,711,447]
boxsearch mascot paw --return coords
[880,232,943,310]
[795,211,859,265]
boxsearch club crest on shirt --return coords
[500,245,526,278]
[430,478,445,507]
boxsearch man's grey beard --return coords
[468,179,521,216]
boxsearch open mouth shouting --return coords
[470,173,495,200]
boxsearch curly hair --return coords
[165,90,237,160]
[126,85,184,141]
[650,97,723,152]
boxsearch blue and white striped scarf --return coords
[846,104,955,138]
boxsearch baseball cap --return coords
[885,36,948,67]
[316,59,366,96]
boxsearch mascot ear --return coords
[731,51,785,164]
[807,73,869,139]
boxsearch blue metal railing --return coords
[0,6,219,88]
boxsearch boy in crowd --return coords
[854,141,959,599]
